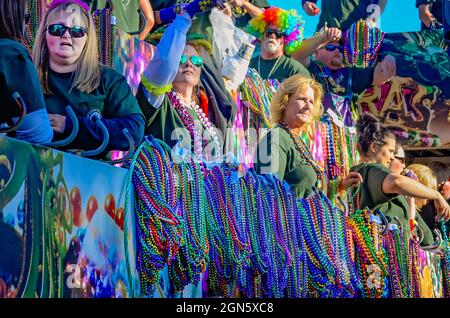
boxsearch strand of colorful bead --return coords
[130,137,447,298]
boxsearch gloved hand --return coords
[159,0,224,25]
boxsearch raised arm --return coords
[383,173,450,221]
[141,14,191,108]
[292,27,342,67]
[229,0,264,18]
[138,0,155,41]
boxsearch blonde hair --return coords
[407,163,438,209]
[270,74,323,124]
[32,1,100,94]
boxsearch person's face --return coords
[390,147,406,174]
[374,138,396,168]
[46,8,87,68]
[315,41,344,70]
[261,25,284,55]
[173,45,202,87]
[282,86,315,129]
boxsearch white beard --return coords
[264,41,279,54]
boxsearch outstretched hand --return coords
[434,192,450,222]
[303,1,320,16]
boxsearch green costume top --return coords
[46,66,142,117]
[137,89,191,148]
[136,85,221,159]
[311,0,375,32]
[0,38,46,121]
[249,54,311,83]
[45,66,144,151]
[256,126,317,198]
[91,0,141,33]
[351,163,434,245]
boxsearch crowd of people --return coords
[1,0,450,293]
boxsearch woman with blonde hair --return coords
[33,0,144,152]
[256,74,362,198]
[419,161,450,237]
[406,164,438,210]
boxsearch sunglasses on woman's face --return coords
[47,23,87,38]
[264,29,284,39]
[323,44,344,53]
[180,54,203,68]
[394,156,405,164]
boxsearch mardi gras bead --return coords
[343,19,385,68]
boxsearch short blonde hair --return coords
[33,0,100,94]
[407,163,438,209]
[270,74,323,124]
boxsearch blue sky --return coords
[268,0,421,38]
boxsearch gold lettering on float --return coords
[359,76,438,124]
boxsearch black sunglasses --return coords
[47,23,87,38]
[323,44,344,53]
[264,29,284,39]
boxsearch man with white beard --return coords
[247,7,311,83]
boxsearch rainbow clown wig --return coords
[247,7,304,55]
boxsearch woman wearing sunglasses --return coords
[0,0,53,144]
[137,13,223,162]
[32,0,144,153]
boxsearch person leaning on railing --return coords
[32,0,145,153]
[351,113,450,245]
[0,0,53,145]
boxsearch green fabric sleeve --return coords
[365,164,395,204]
[288,58,311,79]
[252,0,270,8]
[352,163,397,209]
[102,68,144,118]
